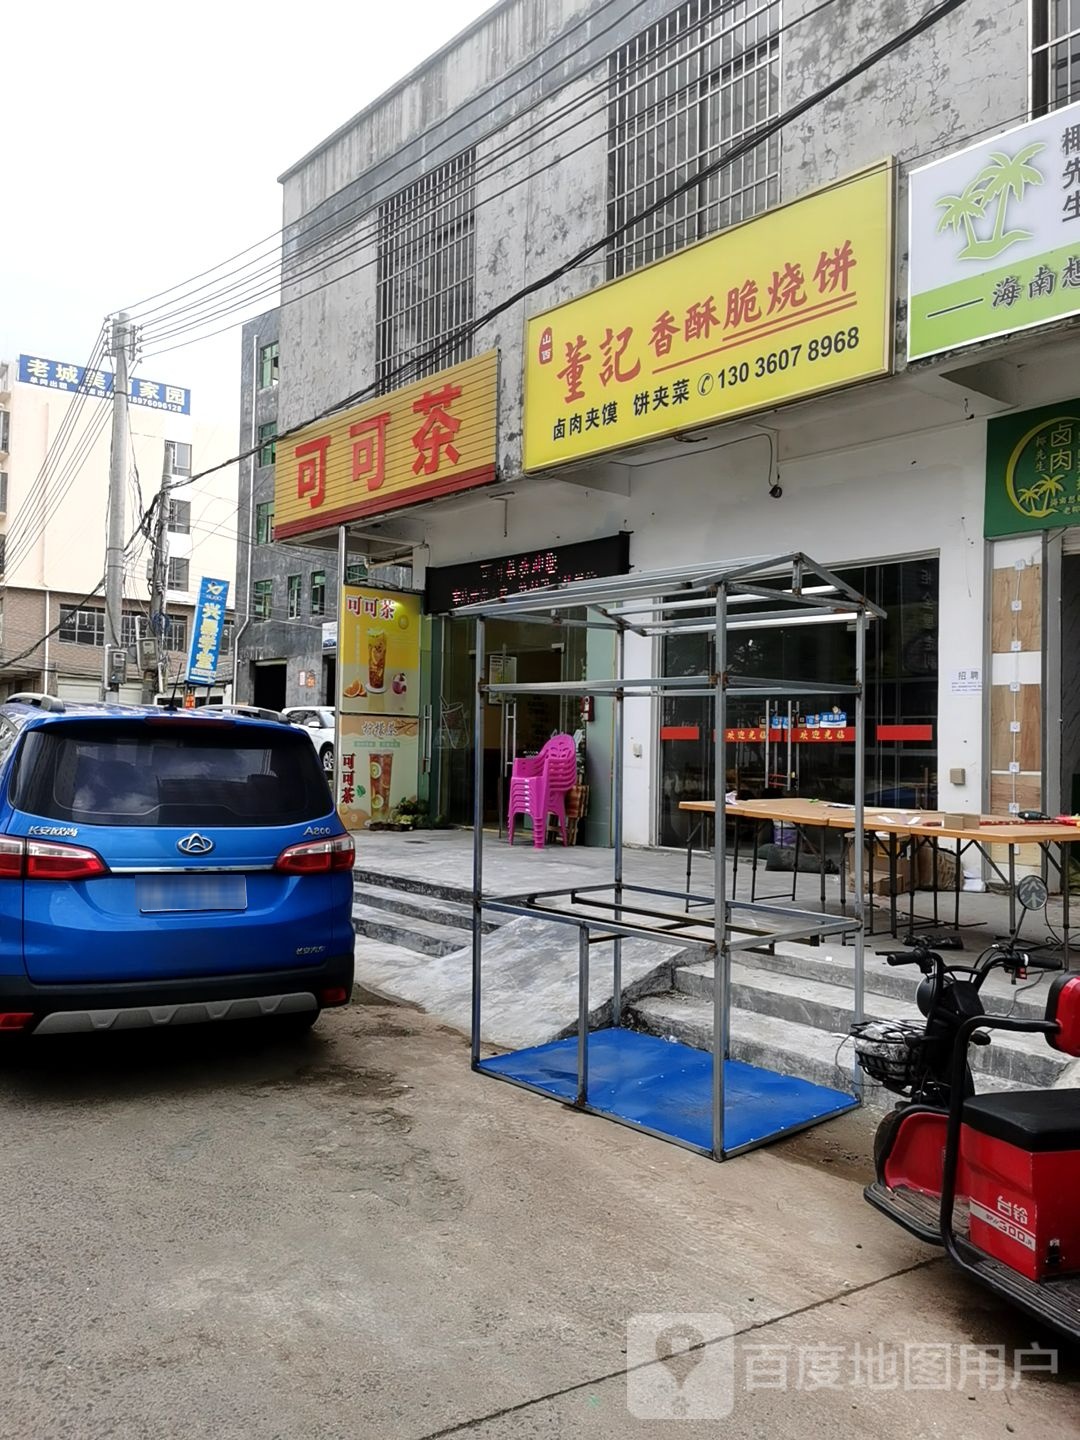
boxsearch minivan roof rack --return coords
[7,692,65,712]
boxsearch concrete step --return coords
[663,962,1068,1089]
[629,993,1025,1109]
[724,939,1053,1022]
[353,865,472,908]
[352,881,499,935]
[351,901,470,959]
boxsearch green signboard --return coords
[986,400,1080,537]
[909,97,1080,361]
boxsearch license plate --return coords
[137,875,248,914]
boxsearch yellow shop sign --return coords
[523,162,893,470]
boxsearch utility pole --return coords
[141,445,172,703]
[103,312,134,700]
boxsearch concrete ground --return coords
[1,999,1075,1439]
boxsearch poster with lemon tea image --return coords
[337,716,420,830]
[339,587,422,716]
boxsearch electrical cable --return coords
[120,0,662,318]
[152,0,971,486]
[135,0,803,343]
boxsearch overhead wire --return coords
[137,0,817,347]
[120,0,660,321]
[6,0,972,667]
[150,0,972,485]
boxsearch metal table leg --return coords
[1008,845,1016,935]
[888,833,899,938]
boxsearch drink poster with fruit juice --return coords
[337,716,420,830]
[339,587,422,717]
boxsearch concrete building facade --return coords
[270,0,1080,849]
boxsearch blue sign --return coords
[187,577,230,685]
[17,355,191,414]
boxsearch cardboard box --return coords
[942,812,982,830]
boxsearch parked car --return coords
[0,695,354,1038]
[282,706,336,779]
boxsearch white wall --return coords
[415,414,987,845]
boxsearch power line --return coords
[120,0,659,321]
[137,0,806,348]
[154,0,972,489]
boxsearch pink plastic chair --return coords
[508,733,578,847]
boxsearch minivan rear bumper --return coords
[0,954,354,1033]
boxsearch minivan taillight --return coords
[275,834,355,874]
[0,839,108,881]
[26,841,108,880]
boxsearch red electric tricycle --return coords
[852,876,1080,1339]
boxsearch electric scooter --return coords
[851,876,1080,1339]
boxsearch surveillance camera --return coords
[769,483,783,499]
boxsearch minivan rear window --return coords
[11,720,333,828]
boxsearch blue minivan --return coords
[0,697,355,1036]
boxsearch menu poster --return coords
[339,587,422,717]
[338,716,420,830]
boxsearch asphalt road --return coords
[0,995,1075,1439]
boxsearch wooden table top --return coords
[679,797,1080,845]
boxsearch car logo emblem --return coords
[177,832,214,855]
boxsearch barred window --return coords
[1033,2,1080,115]
[376,150,476,390]
[608,0,780,278]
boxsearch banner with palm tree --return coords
[909,97,1080,361]
[986,399,1080,538]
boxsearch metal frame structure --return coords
[456,552,885,1160]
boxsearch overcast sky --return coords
[2,0,491,432]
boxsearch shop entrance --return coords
[435,618,585,828]
[253,661,287,711]
[659,556,940,846]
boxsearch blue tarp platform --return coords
[479,1027,857,1155]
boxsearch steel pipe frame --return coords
[466,551,873,1160]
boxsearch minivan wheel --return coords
[320,744,334,777]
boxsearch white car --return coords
[283,706,336,778]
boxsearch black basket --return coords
[850,1019,925,1089]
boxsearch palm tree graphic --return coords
[935,143,1044,261]
[1016,474,1064,518]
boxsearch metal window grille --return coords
[0,471,7,515]
[0,411,9,454]
[607,0,780,278]
[376,149,476,390]
[1032,1,1080,114]
[59,608,106,646]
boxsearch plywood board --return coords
[991,563,1042,654]
[989,684,1042,771]
[989,773,1043,815]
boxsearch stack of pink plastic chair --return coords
[508,733,578,847]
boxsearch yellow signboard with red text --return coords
[523,163,893,470]
[274,351,498,540]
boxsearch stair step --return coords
[351,901,468,958]
[352,881,498,934]
[629,993,1028,1108]
[713,940,1052,1021]
[647,966,1069,1088]
[352,865,472,908]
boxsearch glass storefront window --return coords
[659,556,939,846]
